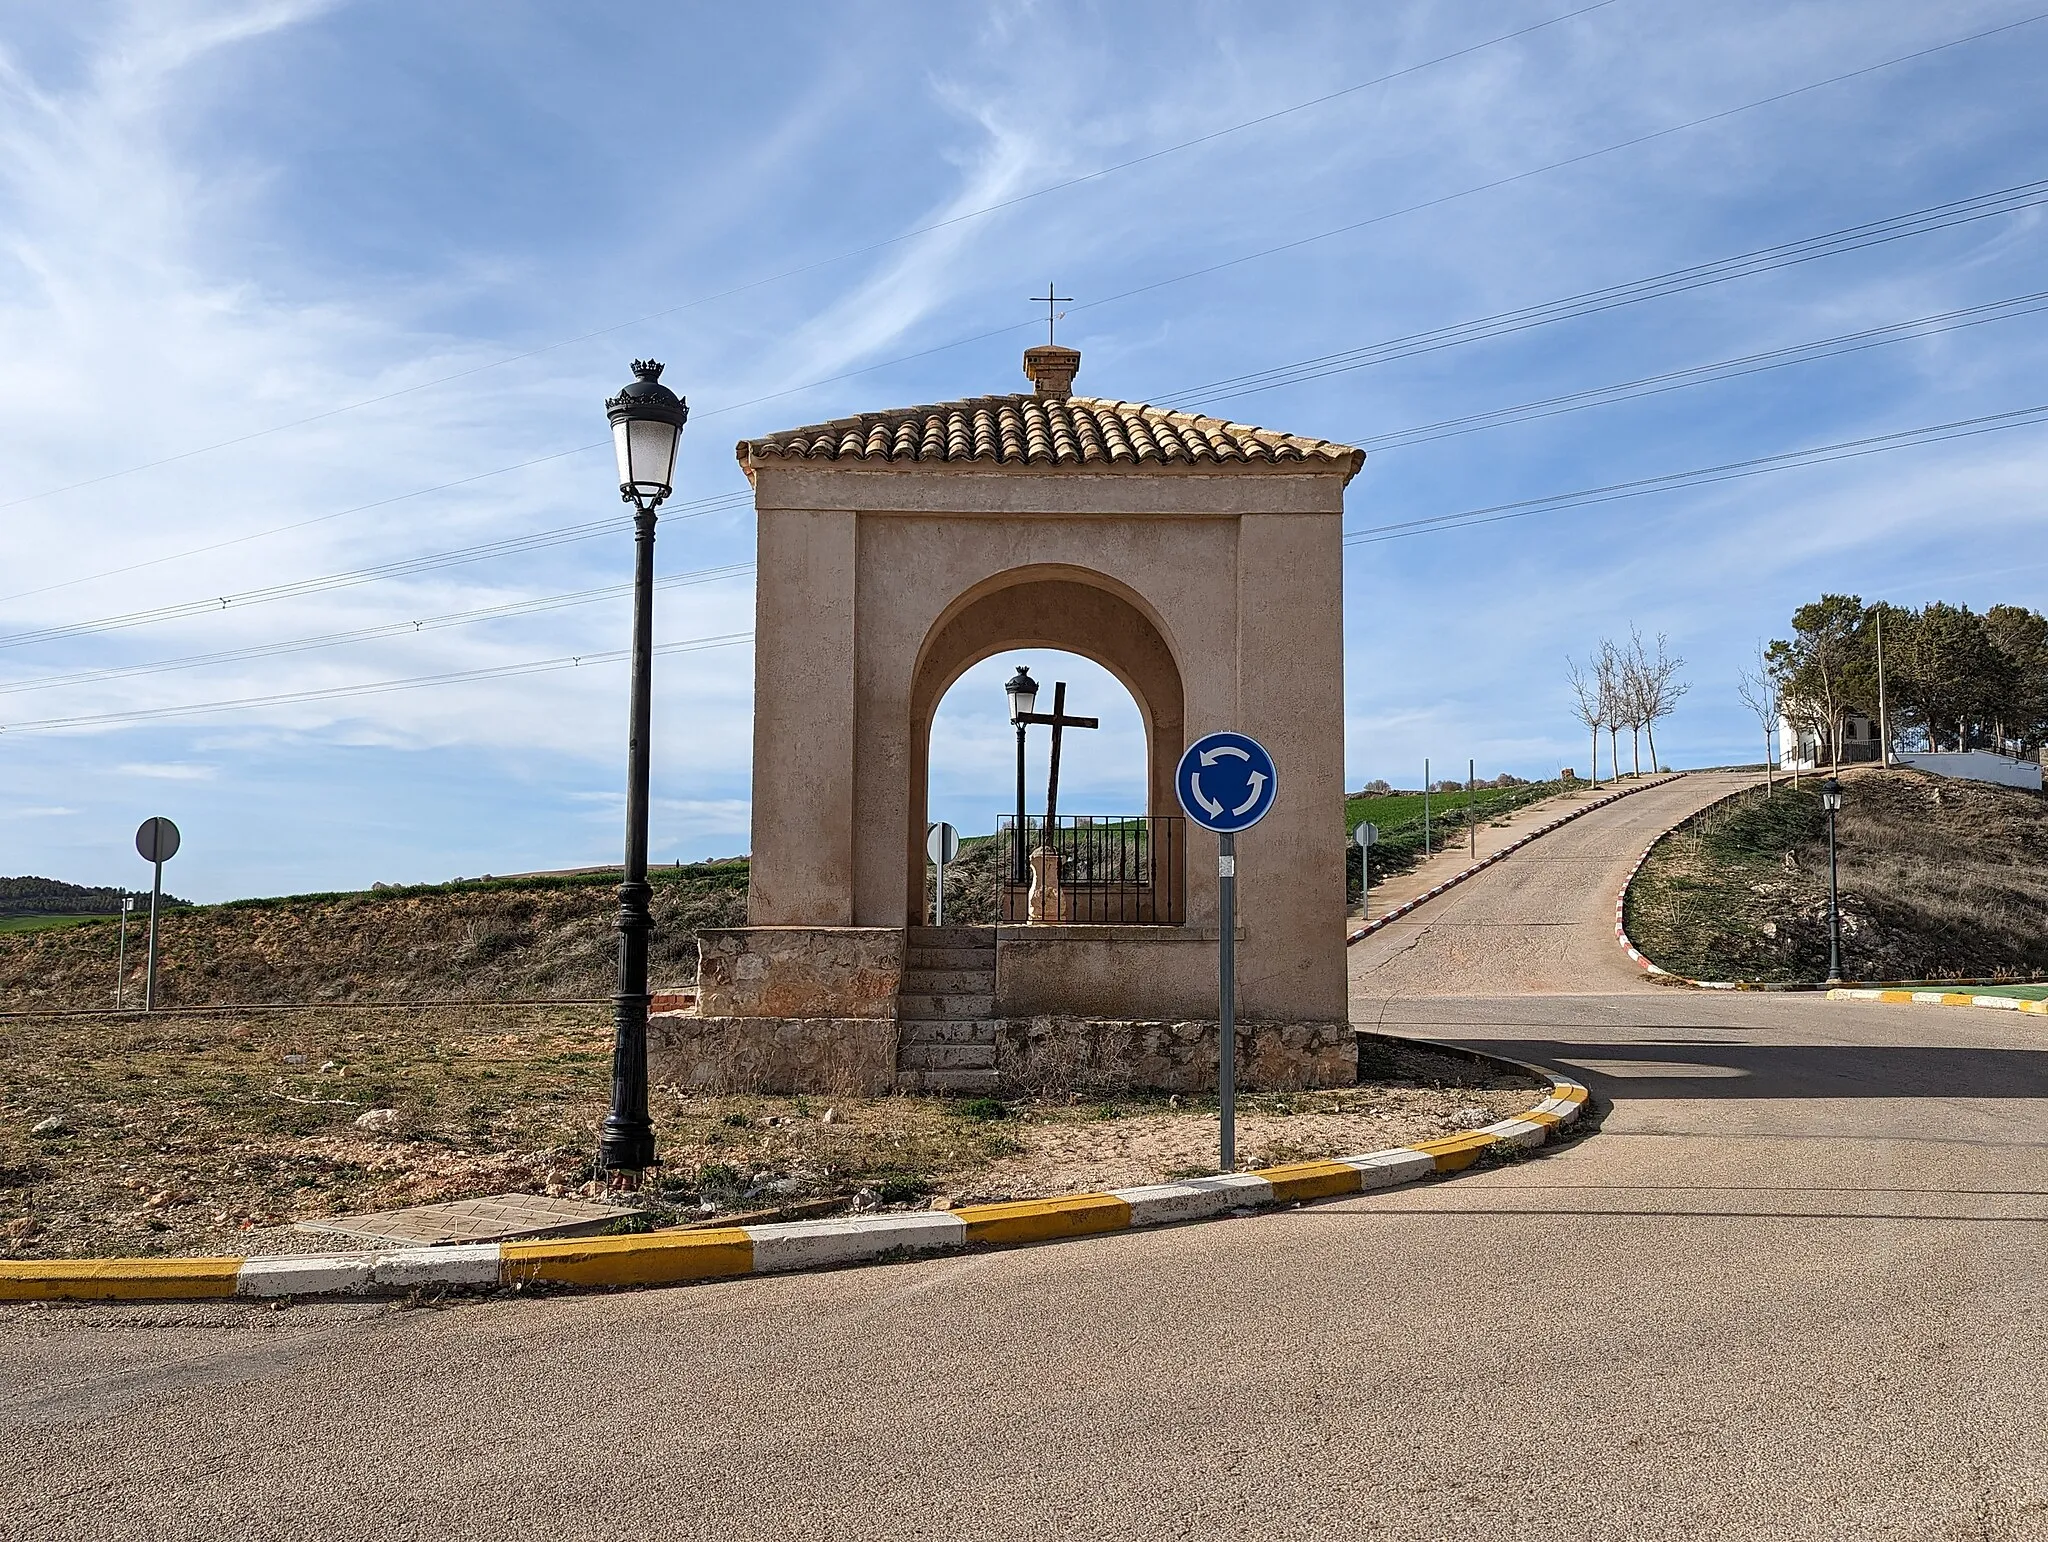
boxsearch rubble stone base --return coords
[647,1013,895,1096]
[997,1016,1354,1095]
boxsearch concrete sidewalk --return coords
[1350,777,1662,926]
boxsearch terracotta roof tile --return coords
[736,394,1363,480]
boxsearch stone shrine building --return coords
[650,345,1364,1096]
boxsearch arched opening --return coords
[905,568,1187,926]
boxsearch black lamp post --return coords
[599,360,687,1181]
[1005,665,1039,883]
[1821,776,1844,985]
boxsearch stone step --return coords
[897,993,997,1021]
[897,1041,998,1071]
[905,945,995,972]
[897,1067,1002,1094]
[897,1019,1003,1045]
[899,968,995,995]
[907,926,996,949]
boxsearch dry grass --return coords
[0,1007,1540,1260]
[0,865,748,1011]
[1626,768,2048,983]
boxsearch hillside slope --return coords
[0,865,748,1010]
[1625,769,2048,982]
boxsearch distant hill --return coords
[0,876,190,919]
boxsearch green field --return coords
[0,914,108,935]
[1341,778,1583,897]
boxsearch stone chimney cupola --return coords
[1022,344,1081,400]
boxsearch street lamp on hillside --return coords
[1820,777,1844,985]
[599,360,688,1182]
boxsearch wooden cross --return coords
[1032,282,1072,347]
[1016,680,1097,831]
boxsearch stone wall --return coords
[696,926,902,1019]
[995,1017,1354,1095]
[647,1013,896,1096]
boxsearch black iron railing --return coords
[997,814,1185,925]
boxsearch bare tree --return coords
[1631,628,1689,773]
[1597,642,1626,777]
[1604,637,1648,776]
[1735,642,1779,791]
[1566,654,1605,786]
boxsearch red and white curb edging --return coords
[1349,775,1684,946]
[1,1049,1589,1304]
[1615,780,1794,989]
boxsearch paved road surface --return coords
[5,770,2045,1540]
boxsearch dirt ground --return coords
[1627,768,2048,982]
[0,1005,1541,1260]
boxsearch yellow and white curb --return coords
[1828,986,2048,1015]
[1350,775,1682,946]
[0,1053,1590,1305]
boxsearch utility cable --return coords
[0,631,756,735]
[1162,181,2048,408]
[1341,400,2048,546]
[0,563,756,697]
[1346,288,2048,451]
[0,492,751,652]
[0,1,1625,518]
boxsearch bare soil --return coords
[0,1006,1541,1260]
[1626,768,2048,983]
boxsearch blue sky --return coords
[4,0,2046,901]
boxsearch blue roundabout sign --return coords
[1175,731,1278,834]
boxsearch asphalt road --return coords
[5,772,2045,1540]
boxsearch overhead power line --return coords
[0,563,757,697]
[0,2,1625,518]
[1164,181,2048,409]
[0,492,752,653]
[0,632,757,735]
[0,440,615,607]
[1347,288,2048,451]
[1341,400,2048,546]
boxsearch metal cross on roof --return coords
[1032,282,1072,346]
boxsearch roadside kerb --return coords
[0,1040,1589,1304]
[1828,986,2048,1016]
[1614,779,2034,992]
[1348,773,1684,946]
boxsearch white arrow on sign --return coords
[1231,771,1267,816]
[1189,774,1225,816]
[1201,745,1251,765]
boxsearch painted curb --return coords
[1613,782,2037,993]
[1347,775,1684,946]
[1827,986,2048,1016]
[0,1046,1590,1305]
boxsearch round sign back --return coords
[135,816,181,864]
[925,822,960,865]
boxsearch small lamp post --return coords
[1005,665,1039,883]
[1820,776,1844,985]
[599,360,688,1182]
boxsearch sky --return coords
[3,0,2046,902]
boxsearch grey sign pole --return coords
[1217,831,1237,1173]
[926,822,960,927]
[1176,730,1275,1180]
[135,817,181,1014]
[116,894,132,1008]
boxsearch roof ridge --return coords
[736,392,1363,481]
